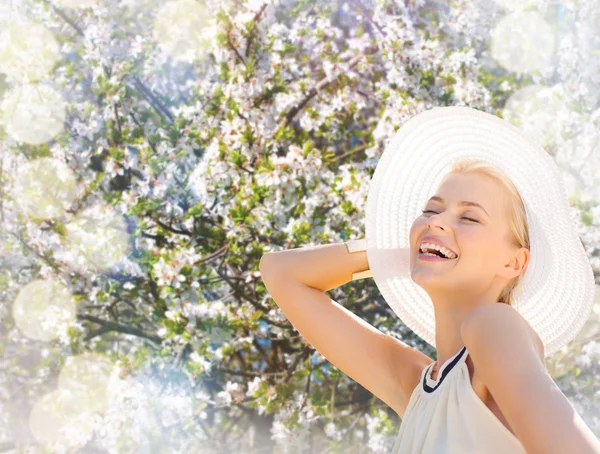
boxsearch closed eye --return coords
[421,210,479,223]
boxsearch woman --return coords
[259,106,600,453]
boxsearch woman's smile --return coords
[418,251,458,262]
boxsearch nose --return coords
[427,212,448,231]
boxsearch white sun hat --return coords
[363,105,595,358]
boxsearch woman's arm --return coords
[259,242,431,418]
[462,303,600,454]
[260,241,369,292]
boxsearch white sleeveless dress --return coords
[390,345,527,454]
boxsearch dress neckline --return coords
[423,345,468,393]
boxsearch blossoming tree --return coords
[0,0,598,452]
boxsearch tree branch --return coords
[131,75,175,124]
[214,367,287,378]
[83,325,112,341]
[281,46,378,129]
[226,31,246,66]
[128,111,158,154]
[77,314,162,344]
[154,218,193,236]
[42,0,84,36]
[245,4,269,58]
[349,0,387,37]
[332,140,370,162]
[43,0,175,130]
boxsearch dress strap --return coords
[423,345,468,393]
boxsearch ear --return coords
[501,246,529,280]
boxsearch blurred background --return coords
[0,0,599,452]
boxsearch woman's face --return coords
[408,172,527,306]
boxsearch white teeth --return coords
[419,242,457,259]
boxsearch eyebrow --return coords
[427,196,490,217]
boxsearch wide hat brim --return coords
[364,106,595,358]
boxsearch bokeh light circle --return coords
[153,0,215,63]
[1,83,66,144]
[502,84,566,149]
[29,388,96,448]
[65,204,130,271]
[12,279,77,342]
[14,157,78,219]
[490,11,555,75]
[58,353,116,413]
[0,18,60,83]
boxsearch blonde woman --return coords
[259,106,600,453]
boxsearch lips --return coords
[418,251,457,261]
[419,236,458,257]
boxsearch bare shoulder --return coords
[462,303,547,434]
[463,303,545,365]
[507,304,546,364]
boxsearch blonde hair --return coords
[441,158,530,306]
